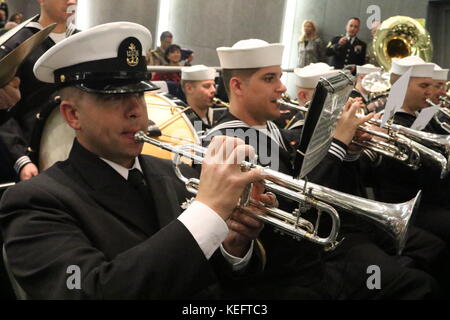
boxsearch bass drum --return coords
[142,91,200,159]
[32,92,199,171]
[29,95,75,171]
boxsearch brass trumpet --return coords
[432,97,450,134]
[280,96,441,174]
[212,97,230,108]
[356,117,450,179]
[135,130,421,254]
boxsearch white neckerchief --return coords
[27,21,66,44]
[206,120,288,151]
[100,157,143,180]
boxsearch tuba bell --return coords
[373,16,433,71]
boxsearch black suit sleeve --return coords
[0,116,28,163]
[0,182,218,299]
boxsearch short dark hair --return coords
[160,31,173,42]
[221,68,259,98]
[164,44,181,62]
[348,17,361,23]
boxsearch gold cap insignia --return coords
[126,43,139,67]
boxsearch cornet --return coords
[212,97,230,108]
[431,97,450,134]
[352,99,450,178]
[354,119,450,178]
[135,130,421,254]
[281,96,440,173]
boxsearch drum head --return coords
[39,107,75,171]
[143,92,200,160]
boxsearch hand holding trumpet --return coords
[196,136,278,258]
[333,97,374,146]
[196,136,266,220]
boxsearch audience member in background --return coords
[326,17,366,70]
[147,30,173,66]
[151,44,182,84]
[297,20,326,68]
[9,12,24,25]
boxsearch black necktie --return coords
[127,168,159,230]
[128,168,149,197]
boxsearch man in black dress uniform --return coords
[326,17,367,70]
[0,21,276,299]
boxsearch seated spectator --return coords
[151,44,182,84]
[9,13,24,25]
[146,31,173,66]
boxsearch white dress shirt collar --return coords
[100,157,143,180]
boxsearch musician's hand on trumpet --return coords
[222,182,274,258]
[333,97,374,146]
[350,112,385,153]
[195,136,265,220]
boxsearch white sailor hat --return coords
[432,64,449,81]
[181,65,216,81]
[294,63,336,88]
[34,22,158,94]
[357,64,382,75]
[217,39,284,69]
[390,56,435,78]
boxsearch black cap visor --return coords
[75,79,159,94]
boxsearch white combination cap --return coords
[181,65,216,81]
[357,64,382,75]
[34,22,157,94]
[390,56,435,78]
[432,64,449,81]
[217,39,284,69]
[294,63,336,88]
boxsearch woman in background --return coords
[9,12,24,24]
[297,20,326,67]
[151,44,182,84]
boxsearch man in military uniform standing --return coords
[326,17,367,70]
[146,30,173,66]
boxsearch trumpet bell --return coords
[379,190,421,255]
